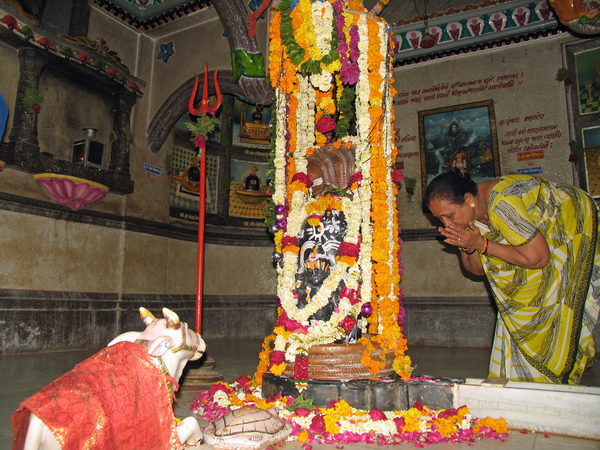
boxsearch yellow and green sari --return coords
[474,175,600,384]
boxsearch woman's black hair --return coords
[423,168,478,208]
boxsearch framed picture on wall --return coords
[564,37,600,193]
[574,46,600,115]
[233,98,272,148]
[169,143,221,223]
[418,100,500,194]
[228,158,270,220]
[583,126,600,197]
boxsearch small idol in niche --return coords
[252,104,265,123]
[244,165,261,191]
[187,156,201,182]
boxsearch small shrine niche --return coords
[239,102,271,145]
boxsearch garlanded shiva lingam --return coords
[259,0,411,401]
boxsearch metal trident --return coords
[188,60,222,116]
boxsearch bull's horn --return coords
[139,307,157,327]
[163,307,181,330]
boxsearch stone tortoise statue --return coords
[12,307,206,450]
[200,406,292,450]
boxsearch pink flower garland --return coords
[333,0,360,85]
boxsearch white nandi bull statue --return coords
[11,307,206,450]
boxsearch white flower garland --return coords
[310,0,334,91]
[273,89,288,209]
[296,74,312,171]
[355,14,370,142]
[313,1,332,56]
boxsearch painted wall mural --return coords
[169,144,219,221]
[575,46,600,114]
[228,159,269,219]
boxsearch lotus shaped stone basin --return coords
[34,173,109,210]
[235,189,270,205]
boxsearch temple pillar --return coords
[8,47,49,165]
[108,91,136,174]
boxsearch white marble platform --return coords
[458,378,600,440]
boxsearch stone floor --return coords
[2,338,599,449]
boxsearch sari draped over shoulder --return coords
[474,175,600,384]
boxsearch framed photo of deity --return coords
[418,100,500,195]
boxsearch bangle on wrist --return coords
[479,237,489,255]
[465,248,477,255]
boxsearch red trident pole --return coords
[195,135,206,335]
[189,61,221,334]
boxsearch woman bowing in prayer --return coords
[424,168,600,384]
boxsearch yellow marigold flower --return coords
[324,414,341,434]
[326,59,342,73]
[393,356,412,378]
[402,415,423,433]
[333,400,354,417]
[319,96,336,115]
[270,362,286,376]
[274,326,291,339]
[407,408,423,419]
[370,97,382,108]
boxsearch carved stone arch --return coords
[146,0,273,153]
[146,69,247,154]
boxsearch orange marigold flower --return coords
[475,417,509,434]
[338,255,357,266]
[282,245,300,254]
[297,430,309,441]
[435,418,458,437]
